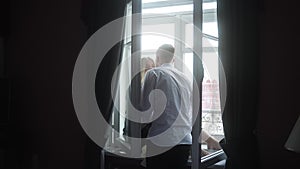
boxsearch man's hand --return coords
[206,136,222,150]
[201,149,210,157]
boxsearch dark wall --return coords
[257,0,300,168]
[4,0,300,169]
[0,0,10,77]
[6,0,87,168]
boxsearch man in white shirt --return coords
[142,44,192,169]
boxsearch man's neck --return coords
[160,63,173,67]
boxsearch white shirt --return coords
[141,63,193,146]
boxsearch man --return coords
[142,44,192,169]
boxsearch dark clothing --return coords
[146,143,190,169]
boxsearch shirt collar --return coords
[160,63,174,67]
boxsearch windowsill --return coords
[187,149,227,169]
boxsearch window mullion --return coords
[192,1,203,169]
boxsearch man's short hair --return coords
[156,44,175,63]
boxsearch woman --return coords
[141,57,155,83]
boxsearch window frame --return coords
[110,0,226,168]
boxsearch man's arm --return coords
[141,70,157,111]
[200,130,222,150]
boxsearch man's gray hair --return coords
[156,44,175,63]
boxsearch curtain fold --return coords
[217,0,260,168]
[80,0,126,168]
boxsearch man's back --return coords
[142,63,192,146]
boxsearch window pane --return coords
[143,4,192,14]
[203,22,218,37]
[142,23,175,60]
[183,50,224,141]
[142,1,217,14]
[185,23,218,49]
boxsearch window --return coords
[141,0,224,143]
[107,0,224,163]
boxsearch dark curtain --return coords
[217,0,261,169]
[80,0,126,168]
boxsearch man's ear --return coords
[156,56,160,66]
